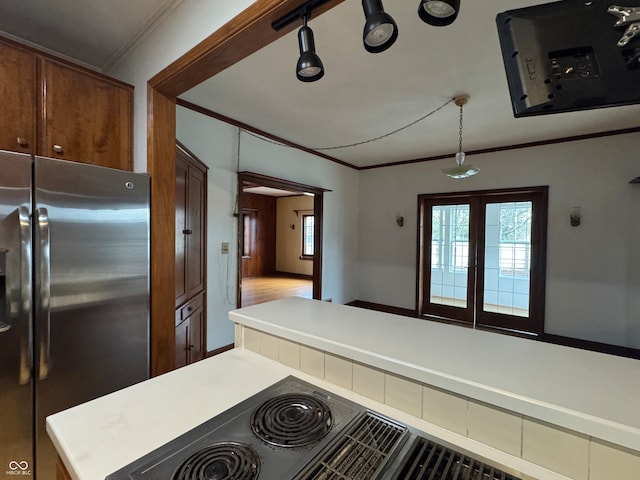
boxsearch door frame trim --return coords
[237,171,329,306]
[147,1,345,375]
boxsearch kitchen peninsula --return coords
[47,298,639,480]
[229,297,640,479]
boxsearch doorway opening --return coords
[237,172,328,307]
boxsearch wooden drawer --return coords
[177,291,204,324]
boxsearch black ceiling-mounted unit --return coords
[496,0,640,117]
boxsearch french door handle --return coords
[35,208,51,380]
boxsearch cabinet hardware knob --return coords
[187,306,192,311]
[53,144,63,153]
[183,229,192,235]
[189,344,195,350]
[17,137,28,147]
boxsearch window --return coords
[418,187,548,335]
[302,214,314,258]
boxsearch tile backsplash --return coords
[237,326,639,480]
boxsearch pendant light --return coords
[418,0,460,26]
[362,0,398,53]
[442,95,479,179]
[296,12,324,82]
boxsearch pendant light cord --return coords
[458,101,464,154]
[242,97,454,151]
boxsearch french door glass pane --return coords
[430,204,469,308]
[484,201,532,317]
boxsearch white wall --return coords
[106,0,255,173]
[104,0,359,352]
[104,0,638,351]
[177,106,359,350]
[357,132,640,349]
[276,195,314,276]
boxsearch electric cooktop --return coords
[106,376,531,480]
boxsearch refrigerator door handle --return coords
[0,207,32,331]
[0,207,32,384]
[36,207,51,380]
[18,206,33,385]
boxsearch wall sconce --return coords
[570,206,581,227]
[395,214,404,227]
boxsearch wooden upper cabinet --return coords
[0,37,133,170]
[0,41,37,153]
[175,153,188,304]
[175,143,208,308]
[42,60,132,169]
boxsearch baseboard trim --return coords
[541,333,640,360]
[273,271,313,280]
[346,300,418,318]
[206,343,234,358]
[347,299,640,360]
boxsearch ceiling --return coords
[0,0,185,70]
[3,0,639,169]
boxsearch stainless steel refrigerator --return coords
[0,151,150,479]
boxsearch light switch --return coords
[221,242,229,254]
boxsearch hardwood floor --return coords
[241,274,312,307]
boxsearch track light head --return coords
[362,0,398,53]
[418,0,460,26]
[296,25,324,82]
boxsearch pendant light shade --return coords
[442,95,479,179]
[362,0,398,53]
[296,20,324,82]
[418,0,460,26]
[441,152,479,178]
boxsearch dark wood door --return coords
[175,155,188,304]
[186,166,205,299]
[174,319,189,369]
[175,146,207,307]
[0,41,36,154]
[241,208,258,278]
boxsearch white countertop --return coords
[229,297,640,452]
[47,349,569,480]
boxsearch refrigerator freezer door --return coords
[0,151,34,478]
[33,157,150,479]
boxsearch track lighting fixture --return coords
[442,95,479,179]
[418,0,460,26]
[296,13,324,82]
[272,0,460,82]
[362,0,398,53]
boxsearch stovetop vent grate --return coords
[294,411,407,480]
[389,436,523,480]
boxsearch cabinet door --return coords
[185,166,205,298]
[175,154,188,306]
[0,42,36,153]
[175,319,189,369]
[41,60,132,169]
[188,306,204,363]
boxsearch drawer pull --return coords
[183,229,192,235]
[53,144,63,153]
[17,137,28,147]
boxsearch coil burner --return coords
[251,394,333,447]
[172,442,260,480]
